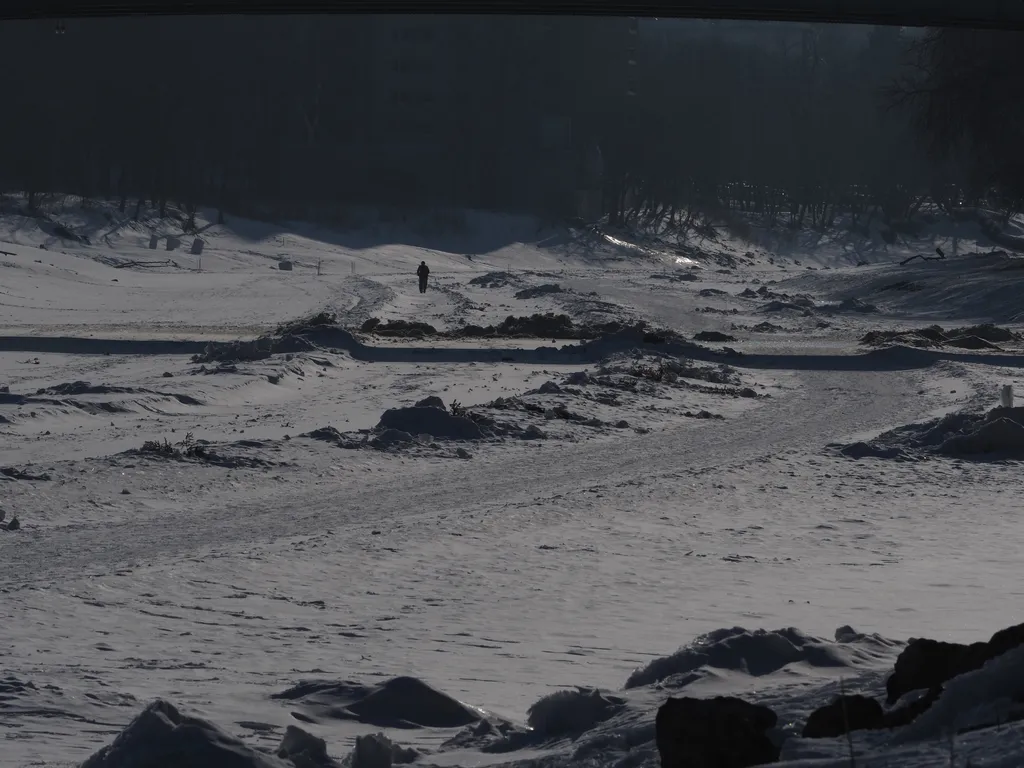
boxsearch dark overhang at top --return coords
[6,0,1024,30]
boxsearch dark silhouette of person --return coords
[417,261,430,294]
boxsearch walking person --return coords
[416,261,430,294]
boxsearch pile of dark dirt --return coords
[457,314,634,342]
[694,331,736,343]
[468,271,522,288]
[377,406,484,441]
[860,323,1018,351]
[357,313,606,340]
[749,322,785,333]
[834,297,879,314]
[514,284,564,299]
[275,311,337,337]
[193,324,359,364]
[39,381,136,396]
[361,318,438,337]
[738,285,816,307]
[835,404,1024,461]
[651,272,701,283]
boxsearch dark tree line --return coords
[889,28,1024,221]
[0,16,1018,233]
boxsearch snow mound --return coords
[625,626,899,689]
[82,699,297,768]
[272,676,488,729]
[526,687,627,739]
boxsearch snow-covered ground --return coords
[2,199,1024,767]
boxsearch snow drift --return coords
[625,626,902,689]
[271,676,490,729]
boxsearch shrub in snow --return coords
[526,687,626,738]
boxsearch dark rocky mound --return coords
[275,312,337,337]
[514,283,564,299]
[347,733,418,767]
[192,335,314,364]
[656,696,779,768]
[763,300,813,315]
[414,395,446,410]
[835,297,878,313]
[802,694,885,738]
[694,331,737,343]
[839,442,905,460]
[40,380,135,396]
[651,272,701,282]
[361,318,438,338]
[838,406,1024,461]
[377,406,483,441]
[886,623,1024,706]
[272,676,486,729]
[468,271,521,288]
[861,323,1018,351]
[81,699,336,768]
[493,313,578,338]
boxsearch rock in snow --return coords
[376,406,483,441]
[801,694,885,738]
[655,696,780,768]
[348,733,418,768]
[886,622,1024,705]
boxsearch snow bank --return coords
[525,687,627,738]
[272,676,489,729]
[626,626,900,689]
[81,699,293,768]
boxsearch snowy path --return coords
[0,363,922,585]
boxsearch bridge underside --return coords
[6,0,1024,29]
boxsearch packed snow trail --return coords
[0,364,926,587]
